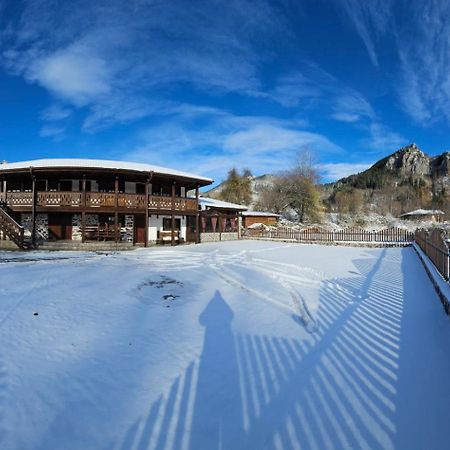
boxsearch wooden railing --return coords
[117,193,146,209]
[148,195,173,210]
[147,195,197,211]
[37,191,82,207]
[0,205,26,248]
[245,226,415,244]
[4,192,33,207]
[85,192,116,208]
[2,191,198,212]
[415,228,450,281]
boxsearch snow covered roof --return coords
[0,158,213,184]
[198,197,248,211]
[242,211,280,217]
[400,209,445,217]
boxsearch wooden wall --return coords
[243,216,278,228]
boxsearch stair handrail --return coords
[0,205,26,248]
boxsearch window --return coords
[163,218,181,230]
[125,182,136,194]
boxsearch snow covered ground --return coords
[1,241,449,450]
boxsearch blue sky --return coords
[0,0,449,185]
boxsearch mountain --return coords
[205,144,449,217]
[325,144,450,216]
[204,174,276,208]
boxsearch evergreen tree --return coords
[219,168,253,205]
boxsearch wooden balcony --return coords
[2,191,198,213]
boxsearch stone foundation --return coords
[72,214,82,241]
[122,215,134,243]
[200,232,239,243]
[20,213,48,240]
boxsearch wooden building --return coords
[0,159,212,248]
[242,211,280,228]
[198,197,247,242]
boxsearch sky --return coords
[0,0,449,185]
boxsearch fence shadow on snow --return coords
[117,246,450,450]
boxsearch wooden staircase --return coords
[0,204,32,249]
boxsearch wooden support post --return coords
[237,213,241,240]
[144,178,150,247]
[114,175,119,243]
[81,175,86,243]
[2,179,6,204]
[171,182,176,246]
[31,172,36,247]
[195,185,200,244]
[218,212,222,241]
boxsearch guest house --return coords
[0,159,213,248]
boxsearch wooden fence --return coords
[415,228,450,282]
[245,226,415,244]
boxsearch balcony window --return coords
[36,180,46,191]
[124,182,136,194]
[98,180,114,193]
[86,180,99,192]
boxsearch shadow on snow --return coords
[117,247,450,450]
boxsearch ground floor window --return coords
[201,215,238,232]
[163,218,181,230]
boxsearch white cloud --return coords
[40,104,72,121]
[333,0,394,67]
[269,72,322,107]
[320,162,372,182]
[1,0,287,130]
[365,122,407,152]
[123,113,344,183]
[331,93,375,122]
[224,125,342,155]
[29,47,111,106]
[39,124,66,139]
[333,1,450,127]
[395,2,450,125]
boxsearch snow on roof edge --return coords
[400,209,445,217]
[0,158,213,183]
[198,197,248,211]
[242,211,280,217]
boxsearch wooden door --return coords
[48,213,72,240]
[134,215,146,244]
[186,215,197,242]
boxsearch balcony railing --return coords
[38,191,83,207]
[2,191,198,212]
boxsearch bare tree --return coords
[256,150,321,223]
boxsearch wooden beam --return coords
[144,176,150,247]
[81,175,86,243]
[171,182,175,246]
[2,179,7,207]
[115,175,119,243]
[195,185,200,244]
[31,172,36,247]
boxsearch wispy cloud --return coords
[333,0,394,66]
[334,1,450,128]
[395,2,450,125]
[124,112,344,183]
[331,93,375,122]
[364,122,407,152]
[40,104,72,122]
[1,0,287,131]
[39,124,66,140]
[270,65,376,127]
[320,162,372,182]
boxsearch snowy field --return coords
[1,241,449,450]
